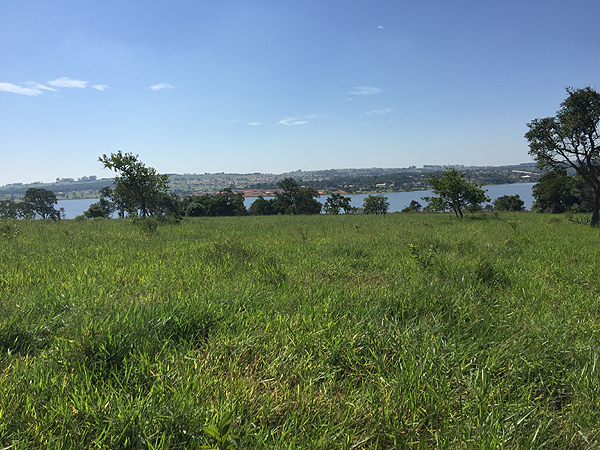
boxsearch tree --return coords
[531,171,593,214]
[208,188,247,216]
[422,168,489,218]
[84,186,115,219]
[401,200,422,213]
[493,194,525,212]
[323,193,356,214]
[22,188,60,220]
[363,194,390,214]
[98,151,170,218]
[0,200,22,219]
[526,87,600,225]
[248,196,275,215]
[272,178,321,215]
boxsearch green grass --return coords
[1,213,599,449]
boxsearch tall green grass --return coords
[0,213,599,448]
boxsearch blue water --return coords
[57,183,535,219]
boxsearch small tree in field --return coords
[422,168,489,218]
[363,194,390,215]
[401,200,422,213]
[493,194,525,212]
[272,178,321,215]
[324,193,355,214]
[98,151,170,218]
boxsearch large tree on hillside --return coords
[98,151,170,218]
[526,87,600,226]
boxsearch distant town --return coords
[0,163,542,201]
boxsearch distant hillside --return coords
[0,163,542,200]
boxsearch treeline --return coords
[83,179,327,219]
[0,178,114,200]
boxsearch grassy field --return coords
[1,213,599,449]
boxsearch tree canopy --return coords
[422,168,489,218]
[323,193,355,214]
[98,151,170,218]
[22,188,60,220]
[363,194,390,215]
[531,171,593,214]
[0,200,21,219]
[526,86,600,225]
[401,200,422,213]
[272,178,321,215]
[493,195,525,212]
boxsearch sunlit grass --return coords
[0,213,599,448]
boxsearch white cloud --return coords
[248,122,261,126]
[0,82,43,96]
[378,25,385,29]
[348,86,381,96]
[26,82,57,92]
[48,77,89,88]
[278,115,315,126]
[151,83,174,91]
[364,107,392,115]
[92,84,108,91]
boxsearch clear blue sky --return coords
[1,1,599,185]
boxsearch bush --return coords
[363,194,390,215]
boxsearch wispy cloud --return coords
[48,77,88,88]
[248,122,261,126]
[348,86,381,96]
[364,107,392,116]
[378,25,385,29]
[151,83,174,91]
[0,82,44,96]
[26,82,57,92]
[278,115,315,126]
[1,78,106,96]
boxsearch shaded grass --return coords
[0,213,599,448]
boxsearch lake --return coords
[57,183,536,219]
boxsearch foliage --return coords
[208,189,246,217]
[531,171,594,214]
[408,242,436,268]
[422,167,489,218]
[22,188,60,220]
[248,196,275,216]
[323,193,355,214]
[182,189,247,217]
[362,194,390,214]
[492,194,525,212]
[201,412,241,450]
[526,86,600,225]
[0,199,21,219]
[271,178,321,215]
[248,178,322,215]
[401,200,422,212]
[98,151,170,218]
[84,186,115,219]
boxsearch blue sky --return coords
[1,1,599,185]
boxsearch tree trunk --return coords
[591,186,600,227]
